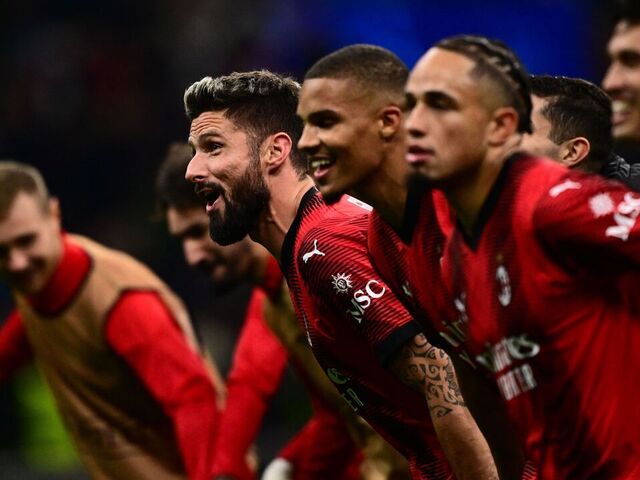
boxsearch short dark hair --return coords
[0,161,50,218]
[530,75,613,173]
[155,142,200,214]
[304,44,408,99]
[184,70,306,176]
[613,0,640,26]
[435,35,532,134]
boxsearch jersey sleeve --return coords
[259,255,284,300]
[297,215,422,364]
[212,289,288,479]
[105,290,219,480]
[533,171,640,272]
[0,310,34,383]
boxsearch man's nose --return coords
[186,152,208,183]
[602,63,625,94]
[298,125,320,152]
[7,249,29,272]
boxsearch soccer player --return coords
[603,0,640,150]
[184,70,496,479]
[155,142,363,480]
[404,35,640,477]
[0,161,221,480]
[297,44,531,480]
[520,74,640,189]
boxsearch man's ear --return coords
[487,107,519,146]
[263,132,293,173]
[47,197,62,232]
[379,105,403,140]
[558,137,590,168]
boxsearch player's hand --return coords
[358,423,412,480]
[261,458,293,480]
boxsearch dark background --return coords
[0,0,615,477]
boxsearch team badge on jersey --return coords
[496,265,512,307]
[332,273,353,294]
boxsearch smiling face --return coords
[404,48,494,187]
[297,77,386,203]
[0,192,62,294]
[186,110,270,246]
[603,21,640,142]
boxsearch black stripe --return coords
[280,187,317,273]
[458,151,524,250]
[375,319,423,365]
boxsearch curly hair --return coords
[184,71,305,176]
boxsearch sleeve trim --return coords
[375,320,423,365]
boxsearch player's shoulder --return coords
[299,196,370,249]
[367,210,401,250]
[297,216,369,269]
[512,154,567,190]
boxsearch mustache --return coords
[194,182,224,200]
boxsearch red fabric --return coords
[0,310,33,382]
[435,156,640,477]
[0,234,89,383]
[281,190,451,479]
[28,234,91,315]
[260,255,284,300]
[278,411,362,480]
[13,234,219,480]
[367,190,462,359]
[211,289,288,479]
[106,290,219,480]
[277,352,362,480]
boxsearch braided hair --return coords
[435,35,532,134]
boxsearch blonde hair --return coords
[0,161,50,218]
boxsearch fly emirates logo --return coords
[476,334,540,401]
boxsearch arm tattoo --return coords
[391,333,466,417]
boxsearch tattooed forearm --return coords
[391,333,466,417]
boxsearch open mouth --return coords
[195,184,223,213]
[309,156,336,180]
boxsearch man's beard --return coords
[209,163,270,246]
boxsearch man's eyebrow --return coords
[306,110,340,121]
[198,131,225,140]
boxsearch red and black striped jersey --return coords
[280,188,452,479]
[440,154,640,478]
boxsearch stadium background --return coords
[0,0,613,477]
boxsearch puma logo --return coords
[302,240,325,263]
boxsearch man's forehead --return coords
[0,196,45,240]
[407,48,476,96]
[409,49,474,83]
[189,111,234,139]
[609,21,640,52]
[299,77,372,112]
